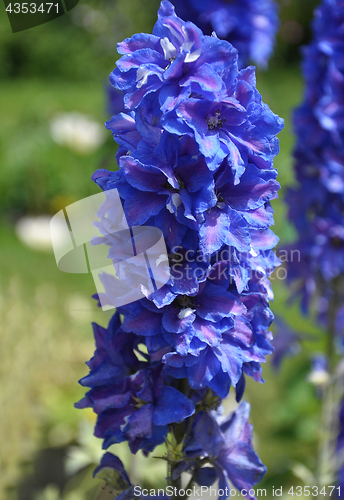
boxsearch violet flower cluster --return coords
[77,2,283,498]
[285,0,344,345]
[169,0,279,68]
[283,1,344,491]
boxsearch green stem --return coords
[317,279,341,499]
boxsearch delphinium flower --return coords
[168,0,279,68]
[271,317,302,370]
[286,0,344,349]
[284,0,344,491]
[78,2,283,498]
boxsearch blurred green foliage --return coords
[0,0,329,499]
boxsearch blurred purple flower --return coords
[271,317,302,370]
[285,0,344,338]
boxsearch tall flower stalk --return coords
[77,2,283,498]
[285,0,344,492]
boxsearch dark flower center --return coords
[174,295,195,309]
[168,252,181,264]
[330,235,344,248]
[161,181,178,192]
[207,109,226,130]
[161,176,185,191]
[177,177,185,189]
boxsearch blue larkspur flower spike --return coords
[79,1,283,497]
[271,317,303,370]
[283,2,344,491]
[285,0,344,334]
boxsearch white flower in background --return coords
[64,294,93,322]
[71,4,108,33]
[65,420,104,476]
[49,113,106,155]
[307,354,330,387]
[15,215,63,252]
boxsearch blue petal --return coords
[194,412,225,456]
[195,467,217,487]
[197,281,247,322]
[93,452,131,485]
[200,206,251,254]
[153,386,195,425]
[120,156,168,191]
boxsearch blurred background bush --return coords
[0,0,330,498]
